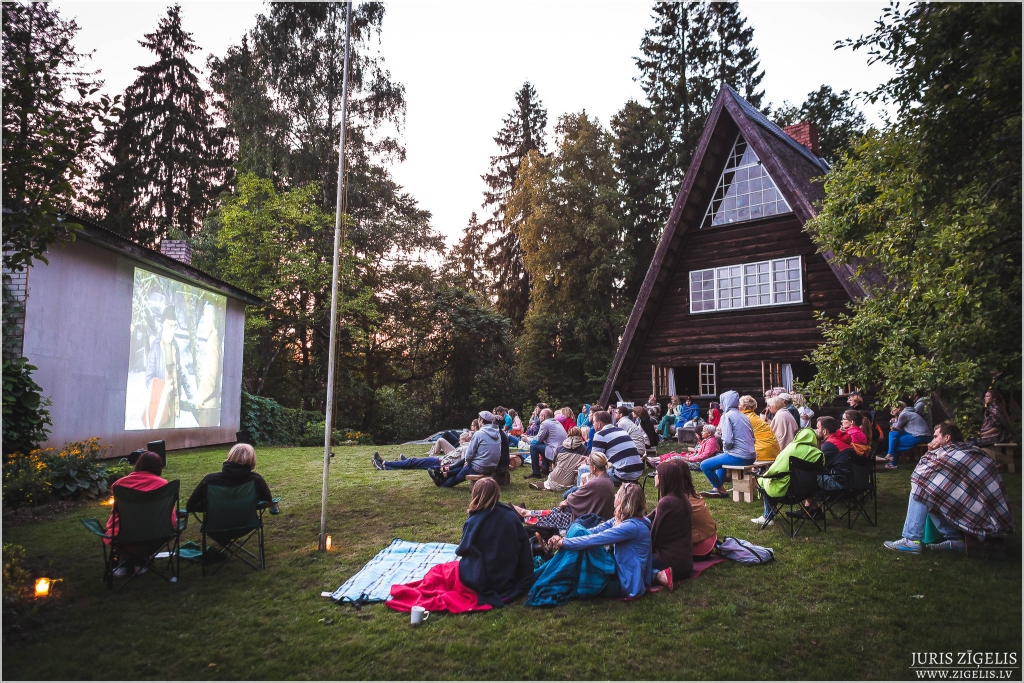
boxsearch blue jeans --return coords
[530,444,550,476]
[888,431,930,466]
[384,456,439,470]
[700,452,754,489]
[440,464,470,488]
[901,495,962,542]
[508,435,520,448]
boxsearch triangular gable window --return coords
[702,134,791,228]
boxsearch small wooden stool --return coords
[466,474,484,491]
[904,444,929,465]
[983,443,1017,474]
[720,464,762,503]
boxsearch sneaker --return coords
[529,481,546,490]
[700,489,728,498]
[427,467,443,486]
[399,454,406,460]
[750,515,774,526]
[884,463,898,470]
[883,537,922,554]
[926,539,966,552]
[523,472,544,480]
[371,453,385,470]
[113,566,129,578]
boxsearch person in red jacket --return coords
[106,451,175,541]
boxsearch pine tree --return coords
[480,82,548,331]
[710,3,765,107]
[453,212,490,293]
[95,5,227,244]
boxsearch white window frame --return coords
[698,362,716,397]
[689,256,803,314]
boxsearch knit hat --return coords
[562,435,583,450]
[478,410,496,423]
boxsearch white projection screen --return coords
[125,267,227,430]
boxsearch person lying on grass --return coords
[884,421,1015,554]
[545,482,653,601]
[513,452,615,532]
[186,443,278,514]
[372,431,471,472]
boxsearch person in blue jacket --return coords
[548,482,653,600]
[677,396,701,426]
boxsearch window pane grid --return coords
[703,134,792,228]
[699,363,716,396]
[690,257,802,314]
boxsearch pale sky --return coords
[57,0,895,246]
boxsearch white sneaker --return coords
[113,567,129,578]
[751,515,773,526]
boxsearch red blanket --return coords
[386,561,492,614]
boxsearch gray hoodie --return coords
[464,424,502,473]
[718,390,756,460]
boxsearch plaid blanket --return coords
[329,539,459,604]
[911,443,1015,541]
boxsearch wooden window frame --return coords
[689,256,804,315]
[699,362,716,397]
[652,365,670,397]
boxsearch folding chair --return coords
[757,456,826,538]
[194,482,278,575]
[822,456,877,529]
[81,480,187,590]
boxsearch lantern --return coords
[34,578,51,597]
[325,535,333,551]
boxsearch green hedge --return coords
[240,392,372,446]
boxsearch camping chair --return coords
[81,480,187,590]
[757,456,826,538]
[193,482,279,575]
[822,456,877,529]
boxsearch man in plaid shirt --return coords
[885,421,1014,553]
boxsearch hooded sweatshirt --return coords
[757,428,824,498]
[464,424,502,473]
[576,405,592,428]
[717,391,756,460]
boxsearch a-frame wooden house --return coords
[600,85,862,406]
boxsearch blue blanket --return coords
[330,539,459,604]
[525,522,619,607]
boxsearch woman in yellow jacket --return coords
[738,395,780,461]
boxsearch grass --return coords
[3,443,1021,680]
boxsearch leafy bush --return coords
[103,459,134,485]
[2,543,31,605]
[240,391,279,445]
[2,357,52,457]
[2,451,51,508]
[240,392,371,445]
[45,438,109,499]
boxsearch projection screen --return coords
[125,267,227,430]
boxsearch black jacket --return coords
[456,502,535,608]
[820,442,852,487]
[186,461,274,513]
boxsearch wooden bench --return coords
[722,462,774,503]
[466,474,484,491]
[983,443,1017,474]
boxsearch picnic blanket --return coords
[386,560,491,614]
[329,539,459,603]
[690,555,725,578]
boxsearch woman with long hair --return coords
[632,405,660,448]
[647,459,695,590]
[977,390,1012,447]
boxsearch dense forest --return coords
[3,2,1019,442]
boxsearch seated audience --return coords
[374,431,472,471]
[514,452,615,528]
[677,424,720,470]
[613,405,647,455]
[106,451,176,542]
[817,415,854,492]
[792,393,815,429]
[647,459,694,590]
[657,395,682,439]
[700,391,757,498]
[525,403,546,437]
[678,395,701,427]
[508,409,524,437]
[556,407,576,433]
[750,428,823,526]
[435,411,503,487]
[531,428,589,492]
[548,483,653,600]
[706,401,722,427]
[910,388,932,429]
[525,408,568,480]
[779,392,802,425]
[885,422,1014,554]
[766,396,799,451]
[840,410,871,457]
[644,395,662,421]
[632,405,660,449]
[186,443,277,514]
[688,485,718,557]
[576,404,593,431]
[591,410,644,485]
[886,400,931,470]
[976,390,1012,447]
[739,394,781,461]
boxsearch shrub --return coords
[44,438,109,500]
[2,357,52,457]
[103,459,134,485]
[2,451,51,508]
[240,392,279,445]
[2,543,31,605]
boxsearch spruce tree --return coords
[710,3,765,108]
[453,212,490,293]
[480,82,548,331]
[95,4,227,244]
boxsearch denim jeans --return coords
[530,443,549,476]
[888,431,930,466]
[384,456,439,470]
[901,495,962,542]
[700,452,754,489]
[440,464,470,488]
[608,470,638,487]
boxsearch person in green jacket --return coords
[751,428,823,526]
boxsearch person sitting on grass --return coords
[677,424,720,471]
[531,427,589,491]
[646,459,695,592]
[433,411,502,488]
[186,443,279,514]
[513,452,615,529]
[884,422,1015,554]
[106,451,177,576]
[590,410,644,485]
[632,405,660,449]
[766,396,799,451]
[750,427,823,527]
[373,431,471,471]
[739,394,781,461]
[546,483,653,601]
[525,408,568,480]
[700,391,756,498]
[886,400,931,470]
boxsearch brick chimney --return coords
[159,240,192,266]
[783,121,820,157]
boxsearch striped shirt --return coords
[591,426,643,481]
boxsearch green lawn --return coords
[3,443,1021,680]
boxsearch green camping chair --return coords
[81,480,187,590]
[193,481,279,575]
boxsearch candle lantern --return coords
[34,578,52,598]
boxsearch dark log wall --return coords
[617,214,850,401]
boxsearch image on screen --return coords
[125,267,227,430]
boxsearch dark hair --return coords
[656,459,696,499]
[683,395,692,403]
[986,390,1007,410]
[913,388,928,400]
[492,406,506,416]
[709,401,720,411]
[133,451,164,476]
[816,416,840,435]
[593,410,613,425]
[935,421,963,443]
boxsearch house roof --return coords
[599,85,863,406]
[66,215,263,306]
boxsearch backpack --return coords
[716,536,775,565]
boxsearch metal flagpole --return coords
[319,0,352,552]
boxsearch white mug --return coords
[411,605,430,626]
